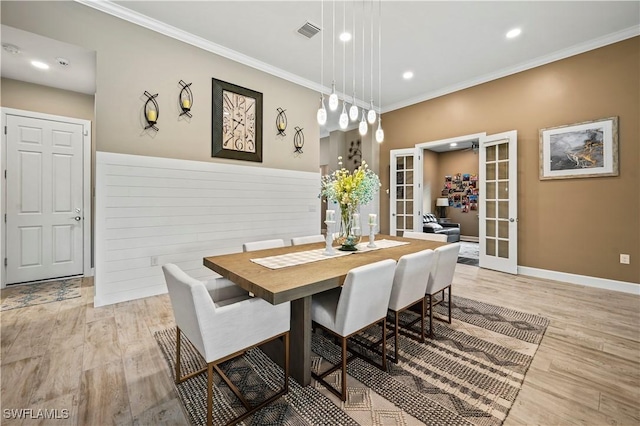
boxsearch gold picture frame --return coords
[539,116,618,180]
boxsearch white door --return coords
[390,148,420,236]
[6,114,84,284]
[479,130,518,274]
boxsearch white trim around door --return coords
[1,108,92,288]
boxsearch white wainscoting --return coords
[95,152,321,306]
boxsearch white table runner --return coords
[250,239,410,270]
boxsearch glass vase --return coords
[337,208,362,251]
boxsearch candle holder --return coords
[276,107,287,136]
[293,126,304,155]
[367,222,377,248]
[323,220,336,256]
[178,80,193,118]
[143,91,159,131]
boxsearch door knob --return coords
[509,218,516,222]
[74,216,82,221]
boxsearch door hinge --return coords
[4,214,6,223]
[83,130,88,137]
[4,126,6,135]
[4,258,6,267]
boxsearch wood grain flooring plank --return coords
[82,317,121,372]
[122,348,181,420]
[29,345,84,405]
[78,360,132,425]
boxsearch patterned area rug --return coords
[0,278,82,311]
[154,296,548,425]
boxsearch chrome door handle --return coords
[74,216,82,221]
[509,218,518,222]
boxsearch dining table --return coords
[203,234,446,386]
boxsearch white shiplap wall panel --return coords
[95,152,321,307]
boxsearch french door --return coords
[479,130,518,274]
[390,148,420,236]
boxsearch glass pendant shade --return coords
[317,98,327,125]
[375,121,384,143]
[328,83,339,111]
[358,112,368,136]
[367,100,376,124]
[367,108,376,124]
[339,103,349,129]
[349,103,358,121]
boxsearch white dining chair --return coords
[426,243,460,337]
[403,231,448,242]
[311,259,396,401]
[290,235,325,246]
[162,264,290,426]
[242,238,285,252]
[387,249,435,362]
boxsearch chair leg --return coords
[207,362,214,426]
[341,336,347,401]
[175,327,182,384]
[428,294,434,338]
[448,286,452,324]
[420,297,425,343]
[381,318,387,372]
[394,312,399,363]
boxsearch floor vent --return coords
[297,21,321,39]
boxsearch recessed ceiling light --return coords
[450,142,457,147]
[506,28,522,39]
[403,71,413,80]
[339,32,352,42]
[31,60,50,70]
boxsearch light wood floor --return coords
[1,265,638,425]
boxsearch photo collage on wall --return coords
[441,173,479,213]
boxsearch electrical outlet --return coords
[620,254,630,264]
[150,256,158,266]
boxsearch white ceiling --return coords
[1,1,638,134]
[1,25,96,95]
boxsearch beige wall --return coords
[1,78,95,121]
[422,150,439,214]
[436,150,479,238]
[382,37,639,284]
[1,1,319,173]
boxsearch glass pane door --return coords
[479,131,518,274]
[390,149,417,236]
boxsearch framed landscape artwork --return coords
[539,116,618,180]
[211,78,263,162]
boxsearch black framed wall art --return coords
[212,78,263,162]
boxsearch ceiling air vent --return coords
[297,21,321,39]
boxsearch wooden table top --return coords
[203,234,446,305]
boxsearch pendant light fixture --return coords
[338,0,349,130]
[358,0,367,136]
[366,0,376,125]
[375,0,384,143]
[328,0,339,111]
[316,0,382,140]
[349,0,358,122]
[317,0,327,125]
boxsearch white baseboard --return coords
[460,236,479,242]
[94,284,167,307]
[517,266,640,295]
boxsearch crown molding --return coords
[382,25,640,113]
[74,0,332,93]
[74,1,637,115]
